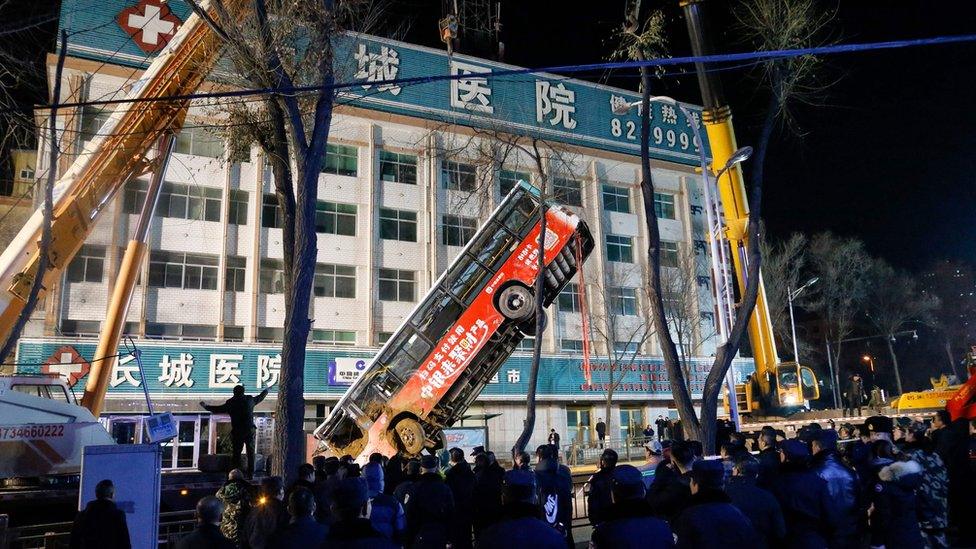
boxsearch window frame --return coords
[315,201,357,236]
[259,259,286,294]
[552,177,583,207]
[378,268,416,302]
[66,245,106,283]
[606,235,635,263]
[379,150,418,185]
[557,282,581,313]
[379,208,418,242]
[227,189,248,226]
[322,143,358,177]
[609,286,639,316]
[661,241,680,268]
[654,192,676,220]
[225,256,247,293]
[313,263,357,299]
[442,160,477,192]
[499,169,530,197]
[441,214,478,247]
[602,184,631,213]
[148,251,219,290]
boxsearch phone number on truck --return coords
[0,425,65,439]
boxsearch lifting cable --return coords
[574,233,593,385]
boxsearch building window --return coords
[312,329,357,346]
[259,259,285,294]
[256,327,284,342]
[654,192,676,220]
[262,194,284,229]
[379,208,417,242]
[378,268,415,302]
[223,326,245,341]
[442,215,477,247]
[606,235,634,263]
[661,241,679,268]
[561,339,584,352]
[123,180,148,214]
[316,201,357,236]
[157,183,222,222]
[613,341,640,354]
[66,245,105,283]
[515,336,536,351]
[79,106,110,142]
[228,190,248,225]
[376,332,393,346]
[146,323,216,340]
[225,256,247,292]
[322,143,358,177]
[61,319,101,336]
[557,283,581,313]
[175,127,225,158]
[314,264,356,298]
[18,168,35,180]
[602,184,631,213]
[500,169,529,197]
[148,252,219,290]
[379,150,417,185]
[442,161,477,192]
[553,177,582,207]
[609,286,638,316]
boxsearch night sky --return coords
[400,0,976,271]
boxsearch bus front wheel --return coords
[393,418,425,456]
[496,283,534,322]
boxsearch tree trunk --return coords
[635,58,700,442]
[606,391,613,446]
[886,336,904,396]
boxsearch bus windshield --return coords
[315,181,594,460]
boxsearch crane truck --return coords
[0,0,240,481]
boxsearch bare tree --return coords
[660,245,714,394]
[186,0,387,482]
[759,230,815,361]
[590,267,655,441]
[866,259,938,395]
[806,232,873,388]
[923,260,976,379]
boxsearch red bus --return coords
[314,181,594,459]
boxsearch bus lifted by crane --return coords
[314,182,593,458]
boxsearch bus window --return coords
[448,261,492,305]
[413,291,464,343]
[471,224,517,272]
[501,191,538,236]
[380,328,433,379]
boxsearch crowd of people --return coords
[68,410,976,549]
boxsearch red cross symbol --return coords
[116,0,183,53]
[41,346,91,388]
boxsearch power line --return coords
[25,31,976,113]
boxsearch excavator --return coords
[0,0,240,481]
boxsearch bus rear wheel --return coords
[496,283,534,322]
[393,418,425,456]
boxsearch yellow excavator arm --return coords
[0,0,240,414]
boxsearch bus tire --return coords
[393,417,425,456]
[496,282,534,322]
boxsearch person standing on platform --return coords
[200,385,268,478]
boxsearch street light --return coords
[613,95,752,430]
[862,355,875,372]
[787,276,819,364]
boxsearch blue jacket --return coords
[870,459,924,549]
[673,489,760,549]
[590,499,674,549]
[770,462,833,549]
[475,502,565,549]
[268,517,328,548]
[367,493,406,543]
[725,477,786,549]
[811,449,861,549]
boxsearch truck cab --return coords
[0,374,75,404]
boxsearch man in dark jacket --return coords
[590,465,673,548]
[394,459,422,505]
[405,454,455,547]
[726,456,785,549]
[70,479,131,549]
[476,470,565,549]
[364,457,406,543]
[931,410,976,544]
[471,453,504,536]
[324,478,397,548]
[771,439,834,549]
[845,374,865,417]
[904,423,949,549]
[646,440,695,523]
[244,476,289,549]
[177,496,235,549]
[268,488,328,548]
[755,432,780,489]
[810,430,861,549]
[533,444,574,547]
[200,385,268,478]
[655,416,668,441]
[870,457,925,549]
[595,418,607,448]
[586,448,618,526]
[672,460,760,548]
[445,448,476,549]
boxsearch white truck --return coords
[0,374,114,483]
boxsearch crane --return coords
[0,0,239,417]
[680,0,819,416]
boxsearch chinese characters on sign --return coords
[158,353,194,388]
[450,61,493,113]
[535,81,577,129]
[418,319,490,400]
[354,42,401,96]
[257,355,281,389]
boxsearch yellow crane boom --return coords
[0,0,239,416]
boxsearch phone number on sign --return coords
[0,425,65,439]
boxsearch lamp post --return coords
[862,354,875,373]
[613,96,752,430]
